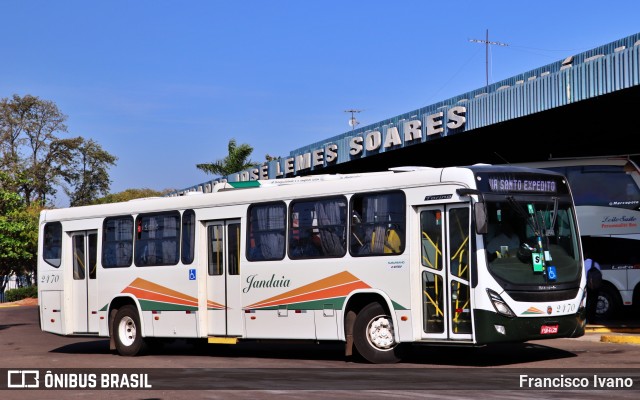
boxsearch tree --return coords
[63,138,118,207]
[0,172,39,293]
[0,94,69,205]
[0,94,117,207]
[196,138,257,177]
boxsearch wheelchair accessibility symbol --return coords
[189,269,196,280]
[547,266,557,281]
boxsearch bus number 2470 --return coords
[40,274,60,284]
[556,302,576,314]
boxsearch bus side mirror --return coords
[456,188,487,235]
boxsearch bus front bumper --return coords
[473,309,586,344]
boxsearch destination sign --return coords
[487,178,558,193]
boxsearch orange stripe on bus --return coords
[248,280,369,309]
[126,278,198,304]
[246,271,363,306]
[207,300,226,309]
[123,286,198,307]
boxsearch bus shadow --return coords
[400,342,577,366]
[0,323,28,332]
[48,339,577,366]
[152,340,577,366]
[50,339,112,354]
[157,340,349,362]
[48,339,347,362]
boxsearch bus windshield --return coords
[484,197,581,287]
[550,163,640,210]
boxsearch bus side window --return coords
[43,222,63,267]
[181,209,195,264]
[134,212,180,267]
[289,197,347,259]
[247,202,286,261]
[103,216,134,268]
[350,191,406,256]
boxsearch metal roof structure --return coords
[174,32,640,196]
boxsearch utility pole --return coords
[344,109,362,131]
[469,29,508,87]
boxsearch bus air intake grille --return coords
[506,288,579,302]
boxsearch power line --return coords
[469,29,508,87]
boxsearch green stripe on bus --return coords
[248,297,407,311]
[229,181,261,188]
[249,298,347,311]
[391,300,408,310]
[138,299,198,312]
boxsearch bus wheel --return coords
[113,305,146,356]
[596,285,621,320]
[353,302,402,364]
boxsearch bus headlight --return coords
[487,289,516,318]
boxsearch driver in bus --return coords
[487,220,520,260]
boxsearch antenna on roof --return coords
[344,109,362,131]
[469,29,508,87]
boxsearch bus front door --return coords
[205,220,243,338]
[419,206,473,341]
[70,230,98,333]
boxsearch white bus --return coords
[514,157,640,319]
[38,165,586,363]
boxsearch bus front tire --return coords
[113,305,146,356]
[353,302,402,364]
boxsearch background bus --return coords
[514,157,640,319]
[37,165,585,364]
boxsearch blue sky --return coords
[2,1,639,206]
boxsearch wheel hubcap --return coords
[367,315,395,350]
[596,295,610,316]
[118,316,137,346]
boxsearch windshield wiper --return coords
[506,196,539,236]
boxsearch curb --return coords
[600,334,640,345]
[586,326,640,334]
[585,324,640,345]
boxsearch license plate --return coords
[540,324,559,334]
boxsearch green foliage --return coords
[196,138,257,177]
[1,94,71,206]
[0,173,38,277]
[64,138,118,206]
[1,94,117,207]
[1,94,117,281]
[4,285,38,302]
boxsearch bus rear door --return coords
[70,230,99,333]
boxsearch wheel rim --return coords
[366,315,396,350]
[118,316,137,346]
[596,294,610,316]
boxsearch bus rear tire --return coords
[353,302,402,364]
[113,305,146,356]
